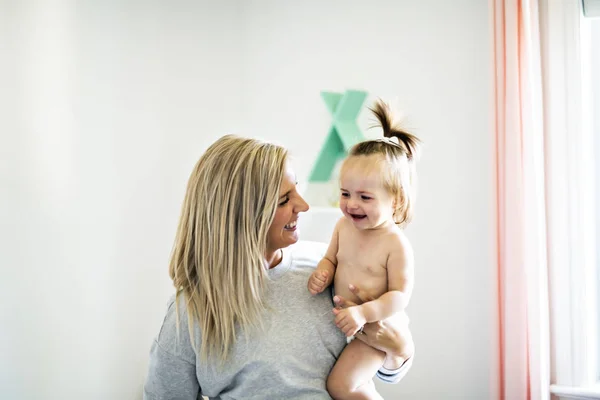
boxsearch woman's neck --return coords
[264,248,283,269]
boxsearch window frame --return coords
[590,16,600,385]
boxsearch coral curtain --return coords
[492,0,550,399]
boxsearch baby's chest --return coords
[335,243,389,300]
[337,234,388,269]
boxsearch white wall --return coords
[1,1,243,399]
[1,1,494,399]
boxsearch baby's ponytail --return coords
[344,99,422,226]
[369,100,420,161]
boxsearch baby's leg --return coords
[327,339,386,400]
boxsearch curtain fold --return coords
[492,0,550,398]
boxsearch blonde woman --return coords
[143,135,413,399]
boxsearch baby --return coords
[308,100,420,400]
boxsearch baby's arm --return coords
[360,235,414,323]
[308,218,342,295]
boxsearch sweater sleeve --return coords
[143,339,200,400]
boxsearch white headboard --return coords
[298,207,343,244]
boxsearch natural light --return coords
[583,8,600,392]
[3,2,600,399]
[546,3,600,398]
[593,18,600,385]
[582,13,600,388]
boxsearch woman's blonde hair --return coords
[169,134,288,361]
[342,100,421,225]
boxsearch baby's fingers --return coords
[341,323,357,337]
[313,272,327,284]
[308,280,324,295]
[335,312,347,325]
[346,327,359,337]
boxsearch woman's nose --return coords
[294,194,309,213]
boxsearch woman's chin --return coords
[283,228,299,245]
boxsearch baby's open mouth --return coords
[349,213,366,220]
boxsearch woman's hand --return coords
[333,284,414,366]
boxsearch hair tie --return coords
[377,136,400,146]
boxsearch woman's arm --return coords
[143,340,200,399]
[144,297,201,399]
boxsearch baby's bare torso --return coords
[334,218,400,305]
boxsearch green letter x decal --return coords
[309,90,368,182]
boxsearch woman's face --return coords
[266,163,309,254]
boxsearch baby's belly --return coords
[334,263,388,305]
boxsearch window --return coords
[548,2,600,397]
[581,11,600,386]
[592,18,600,383]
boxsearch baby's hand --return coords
[308,270,331,295]
[333,306,367,337]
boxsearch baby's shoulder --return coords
[334,216,352,231]
[383,228,413,255]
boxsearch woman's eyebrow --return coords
[278,190,291,199]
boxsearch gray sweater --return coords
[143,241,347,399]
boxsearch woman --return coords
[144,135,413,399]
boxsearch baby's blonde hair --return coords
[169,135,288,362]
[342,100,421,225]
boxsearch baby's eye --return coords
[361,195,372,200]
[340,192,350,198]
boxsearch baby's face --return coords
[339,158,395,230]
